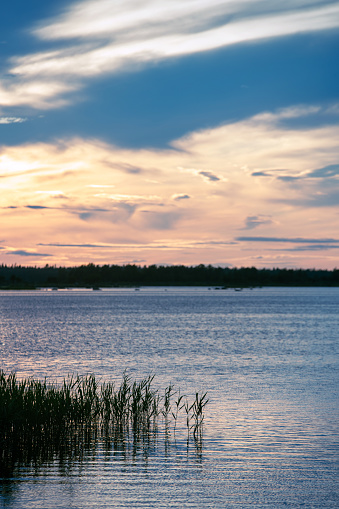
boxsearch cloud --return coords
[178,166,224,182]
[2,1,339,108]
[108,194,161,203]
[252,163,339,181]
[251,171,270,177]
[297,192,339,208]
[38,239,238,249]
[242,215,272,230]
[35,1,337,42]
[0,117,27,124]
[172,194,190,201]
[7,250,52,257]
[35,190,68,199]
[116,163,143,175]
[250,159,339,208]
[38,242,117,248]
[193,240,237,246]
[4,200,139,224]
[15,204,109,212]
[141,210,183,230]
[235,236,339,252]
[277,176,300,182]
[256,105,322,121]
[287,244,339,251]
[76,202,137,222]
[120,259,146,264]
[0,79,76,109]
[104,162,144,174]
[308,164,339,178]
[252,169,289,178]
[236,236,339,244]
[199,170,220,182]
[25,205,49,209]
[78,212,94,221]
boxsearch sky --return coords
[1,0,339,269]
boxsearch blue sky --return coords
[1,0,339,268]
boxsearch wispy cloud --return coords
[308,164,339,178]
[251,159,339,208]
[7,249,52,257]
[76,202,137,223]
[236,236,339,244]
[35,190,67,198]
[38,239,237,249]
[178,167,225,182]
[199,170,221,182]
[242,215,272,230]
[140,210,183,230]
[1,1,339,109]
[25,205,49,209]
[103,162,144,174]
[236,236,339,252]
[38,242,119,248]
[0,116,27,124]
[287,244,339,251]
[252,163,339,181]
[107,194,162,203]
[172,194,190,201]
[194,240,237,246]
[20,202,138,223]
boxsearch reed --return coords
[190,391,209,439]
[0,370,207,436]
[1,371,208,477]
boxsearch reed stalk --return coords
[0,370,208,475]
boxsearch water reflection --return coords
[1,418,204,505]
[1,288,337,508]
[0,370,205,508]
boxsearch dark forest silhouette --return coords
[0,263,338,289]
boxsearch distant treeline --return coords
[0,263,338,288]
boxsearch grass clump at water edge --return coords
[0,371,207,432]
[0,371,208,476]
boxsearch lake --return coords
[0,287,338,508]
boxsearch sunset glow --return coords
[1,1,338,268]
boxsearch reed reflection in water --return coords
[0,370,206,493]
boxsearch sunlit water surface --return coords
[0,287,338,508]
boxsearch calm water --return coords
[0,287,338,508]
